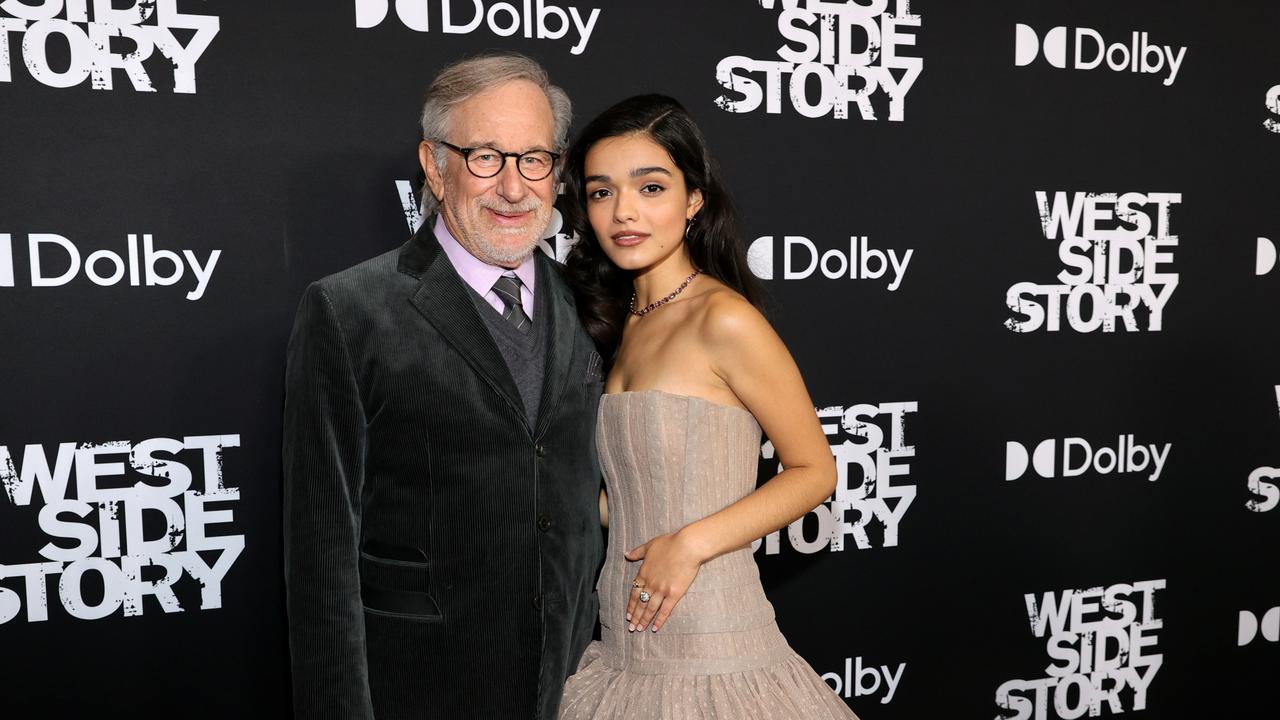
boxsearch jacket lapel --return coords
[533,254,579,438]
[401,224,528,428]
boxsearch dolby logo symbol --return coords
[1259,237,1276,276]
[745,236,912,291]
[354,0,602,56]
[1005,435,1171,482]
[1238,607,1279,646]
[0,233,221,301]
[1014,24,1187,86]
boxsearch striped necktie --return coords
[491,272,531,332]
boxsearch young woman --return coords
[557,95,859,719]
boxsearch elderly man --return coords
[284,53,603,720]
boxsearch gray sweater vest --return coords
[467,282,549,426]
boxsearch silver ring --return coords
[639,591,651,603]
[632,580,644,589]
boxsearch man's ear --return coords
[420,141,445,201]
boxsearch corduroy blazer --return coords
[283,221,604,720]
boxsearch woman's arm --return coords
[625,292,835,632]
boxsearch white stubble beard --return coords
[448,194,550,266]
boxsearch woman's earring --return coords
[685,216,695,240]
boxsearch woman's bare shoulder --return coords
[693,283,774,351]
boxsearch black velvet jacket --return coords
[283,222,604,719]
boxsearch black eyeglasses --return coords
[436,141,560,181]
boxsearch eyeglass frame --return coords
[434,140,561,181]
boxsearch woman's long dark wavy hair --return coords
[562,94,765,361]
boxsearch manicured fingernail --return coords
[650,624,657,632]
[628,624,635,632]
[626,613,631,621]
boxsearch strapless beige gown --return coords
[558,390,859,719]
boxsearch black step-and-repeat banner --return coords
[2,1,1277,717]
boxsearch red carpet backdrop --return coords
[1,1,1277,717]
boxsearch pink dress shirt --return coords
[434,215,536,320]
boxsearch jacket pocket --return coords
[359,550,444,622]
[583,351,605,383]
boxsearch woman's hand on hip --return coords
[624,529,707,633]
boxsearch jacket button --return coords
[537,514,553,532]
[532,594,543,611]
[535,444,547,457]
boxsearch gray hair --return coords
[418,52,572,217]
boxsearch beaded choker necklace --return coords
[629,269,702,317]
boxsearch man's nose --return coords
[495,158,528,202]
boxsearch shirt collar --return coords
[433,215,537,296]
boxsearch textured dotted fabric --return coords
[559,390,860,719]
